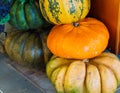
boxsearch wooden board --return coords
[0,53,56,93]
[88,0,120,54]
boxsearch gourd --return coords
[47,18,109,59]
[9,0,50,30]
[4,29,52,69]
[46,52,120,93]
[39,0,91,24]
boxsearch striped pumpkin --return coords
[9,0,50,30]
[4,29,52,69]
[39,0,91,24]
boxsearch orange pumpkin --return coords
[47,18,109,59]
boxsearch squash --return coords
[9,0,51,30]
[39,0,90,24]
[4,29,52,69]
[46,52,120,93]
[47,18,109,59]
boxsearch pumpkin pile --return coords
[3,0,120,93]
[39,0,120,93]
[4,0,53,69]
[39,0,109,59]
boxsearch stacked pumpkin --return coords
[9,0,51,30]
[4,30,52,69]
[39,0,120,93]
[4,0,53,69]
[46,52,120,93]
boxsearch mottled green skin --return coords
[9,0,51,30]
[16,1,29,30]
[9,0,19,29]
[48,0,61,24]
[5,30,52,69]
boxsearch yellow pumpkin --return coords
[46,52,120,93]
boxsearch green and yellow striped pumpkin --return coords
[39,0,91,24]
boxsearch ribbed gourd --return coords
[46,52,120,93]
[4,29,52,69]
[9,0,50,30]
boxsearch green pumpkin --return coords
[9,0,51,30]
[4,29,52,69]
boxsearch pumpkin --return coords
[39,0,90,24]
[4,29,52,69]
[46,52,120,93]
[47,18,109,59]
[9,0,51,30]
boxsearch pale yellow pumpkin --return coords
[46,52,120,93]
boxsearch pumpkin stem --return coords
[83,59,89,63]
[73,22,80,27]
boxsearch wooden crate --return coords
[88,0,120,55]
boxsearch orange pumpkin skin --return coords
[47,18,109,59]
